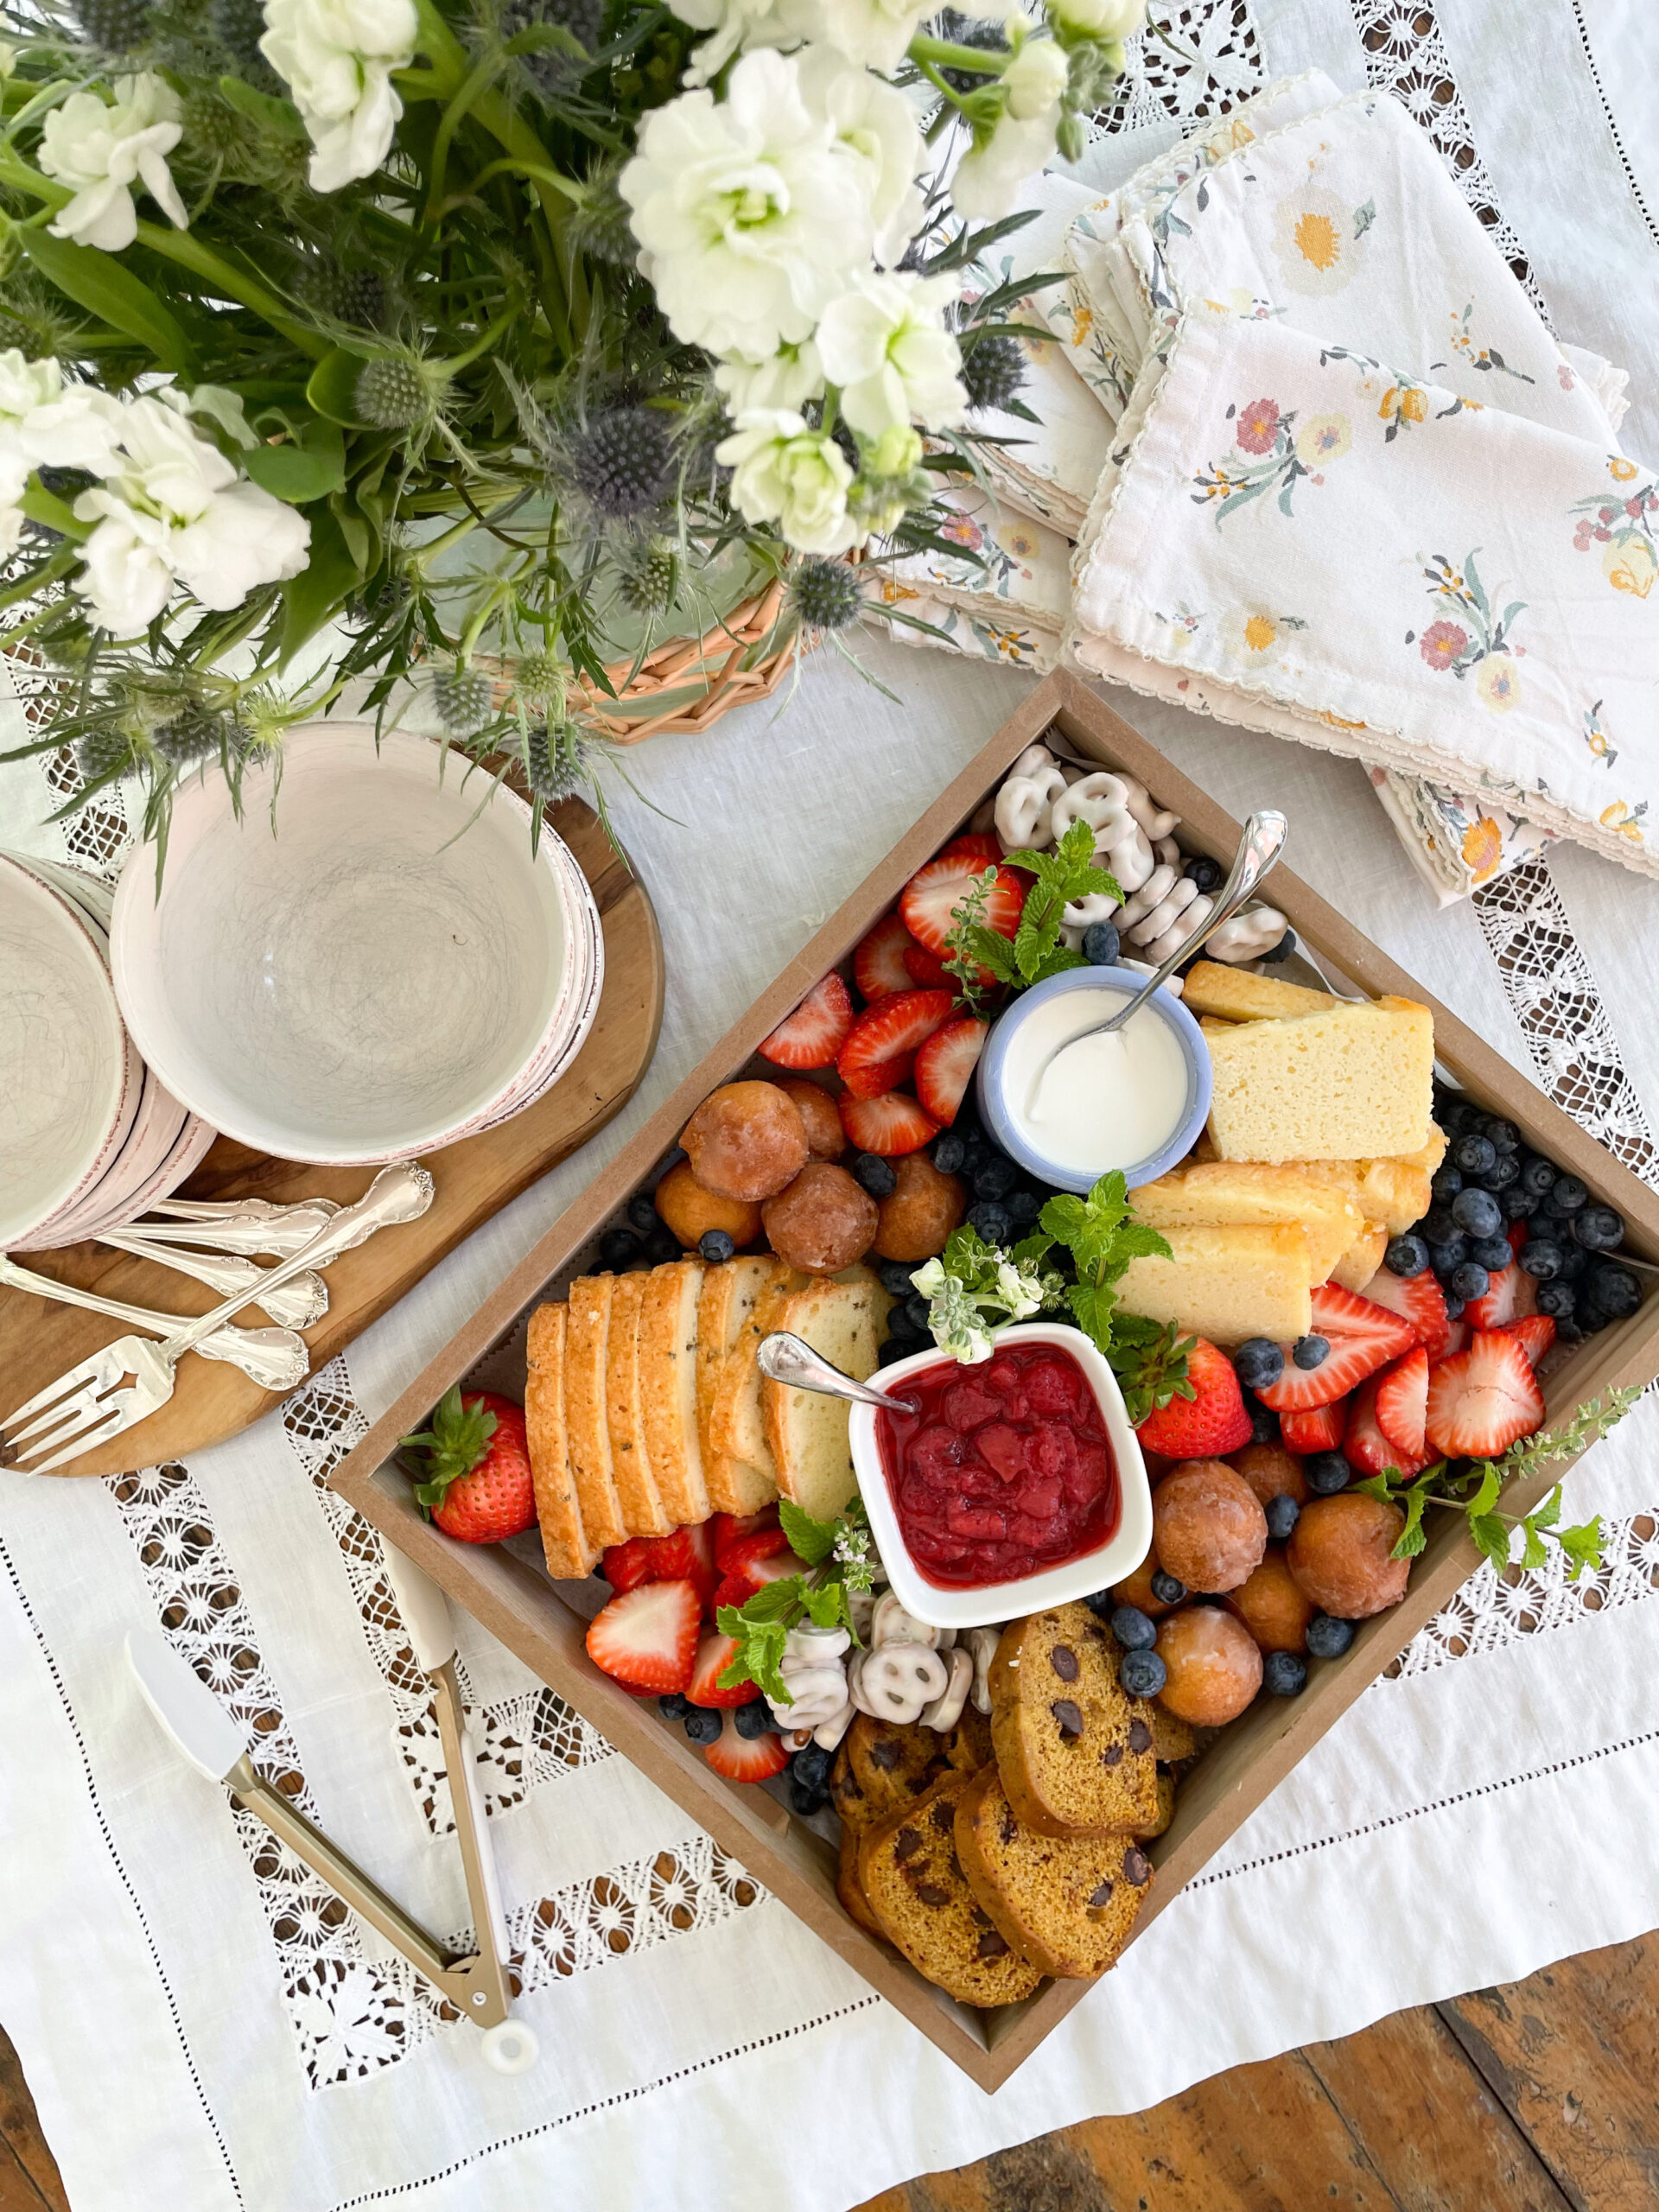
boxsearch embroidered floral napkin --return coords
[874,485,1069,671]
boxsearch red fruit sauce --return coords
[874,1344,1118,1590]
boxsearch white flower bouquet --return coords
[0,0,1141,845]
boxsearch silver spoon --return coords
[758,1332,921,1415]
[97,1228,329,1331]
[1029,808,1288,1101]
[0,1254,311,1392]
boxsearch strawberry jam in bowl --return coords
[849,1323,1154,1630]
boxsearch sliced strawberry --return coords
[1280,1399,1347,1454]
[599,1535,654,1592]
[711,1507,779,1568]
[837,989,955,1100]
[903,943,951,988]
[899,853,1025,957]
[1497,1313,1556,1367]
[938,832,1003,868]
[709,1529,798,1611]
[1507,1220,1529,1262]
[703,1708,789,1783]
[1256,1284,1419,1411]
[838,1090,940,1155]
[1359,1266,1451,1360]
[915,1017,988,1128]
[1442,1317,1469,1361]
[1462,1262,1537,1332]
[686,1630,760,1708]
[853,913,916,1003]
[1374,1347,1428,1459]
[1424,1332,1545,1459]
[635,1521,719,1606]
[758,972,855,1071]
[1344,1373,1432,1478]
[585,1580,701,1693]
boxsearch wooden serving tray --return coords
[327,672,1659,2090]
[4,798,664,1480]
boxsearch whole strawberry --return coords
[1135,1337,1252,1459]
[403,1387,537,1544]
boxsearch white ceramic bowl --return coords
[111,723,600,1165]
[849,1322,1154,1632]
[0,855,142,1246]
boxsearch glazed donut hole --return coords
[872,1153,967,1262]
[761,1162,879,1274]
[1229,1443,1309,1508]
[682,1081,809,1202]
[779,1079,847,1160]
[1153,1459,1268,1595]
[1287,1495,1410,1620]
[1224,1549,1316,1654]
[653,1160,763,1250]
[1155,1606,1263,1726]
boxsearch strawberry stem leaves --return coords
[400,1383,496,1517]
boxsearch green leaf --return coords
[21,232,197,376]
[1065,1278,1116,1352]
[1530,1484,1562,1531]
[1518,1516,1549,1571]
[1464,1461,1503,1521]
[778,1497,837,1567]
[721,1578,804,1628]
[1351,1472,1401,1504]
[278,506,363,664]
[243,435,347,505]
[1393,1482,1430,1559]
[217,74,308,136]
[1557,1517,1604,1581]
[305,347,374,427]
[1468,1512,1511,1570]
[802,1580,851,1630]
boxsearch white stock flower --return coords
[71,397,309,635]
[621,50,874,359]
[673,0,806,84]
[714,341,824,414]
[1001,32,1067,117]
[817,270,966,437]
[798,48,926,267]
[1047,0,1143,32]
[715,409,859,555]
[260,0,418,192]
[39,75,188,252]
[0,353,124,550]
[816,0,928,68]
[0,351,64,506]
[950,105,1057,219]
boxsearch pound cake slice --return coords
[604,1271,673,1536]
[858,1772,1044,2007]
[1206,996,1434,1163]
[761,1273,883,1522]
[838,1714,953,1826]
[954,1765,1154,1980]
[836,1827,885,1938]
[1132,1163,1362,1287]
[696,1257,779,1516]
[563,1275,627,1552]
[1114,1223,1314,1344]
[1180,962,1335,1022]
[523,1303,601,1580]
[638,1259,709,1527]
[989,1603,1160,1837]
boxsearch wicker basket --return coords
[568,578,804,746]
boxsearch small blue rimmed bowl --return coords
[976,966,1212,1194]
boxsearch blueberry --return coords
[1483,1154,1521,1192]
[967,1200,1012,1243]
[1555,1242,1588,1281]
[959,1141,991,1179]
[1427,1236,1468,1280]
[973,1154,1018,1201]
[1430,1165,1464,1205]
[1083,1588,1115,1619]
[1006,1186,1044,1225]
[1443,1294,1465,1322]
[1258,928,1297,964]
[1517,1236,1562,1280]
[1264,1493,1300,1541]
[1435,1096,1477,1135]
[791,1741,832,1790]
[1546,1173,1589,1215]
[1448,1261,1490,1303]
[1421,1205,1461,1245]
[1119,1649,1167,1698]
[658,1692,691,1719]
[698,1228,736,1264]
[1150,1569,1186,1605]
[1451,1186,1502,1238]
[1262,1650,1307,1697]
[788,1777,830,1816]
[887,1302,924,1342]
[1111,1605,1159,1650]
[852,1152,897,1198]
[1469,1236,1514,1273]
[1247,1395,1279,1446]
[683,1707,722,1745]
[1385,1234,1431,1278]
[626,1192,658,1233]
[1293,1333,1329,1370]
[879,1259,917,1297]
[1082,919,1122,965]
[877,1338,913,1366]
[1306,1613,1357,1659]
[1584,1263,1641,1320]
[1233,1336,1285,1389]
[1503,1187,1539,1221]
[1452,1133,1497,1177]
[1518,1154,1558,1198]
[1535,1278,1577,1319]
[931,1130,966,1175]
[1305,1452,1350,1496]
[1574,1205,1625,1252]
[1481,1116,1521,1154]
[600,1228,642,1269]
[734,1699,773,1739]
[645,1225,681,1263]
[1182,855,1224,893]
[904,1291,932,1332]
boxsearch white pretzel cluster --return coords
[921,1647,973,1730]
[964,1626,1001,1715]
[849,1642,950,1724]
[1205,904,1288,962]
[766,1621,853,1736]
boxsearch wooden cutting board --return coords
[1,798,664,1479]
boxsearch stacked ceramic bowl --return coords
[109,723,605,1166]
[0,854,216,1251]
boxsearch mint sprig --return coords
[944,819,1124,1007]
[715,1498,877,1705]
[1027,1171,1173,1359]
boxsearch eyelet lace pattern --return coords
[1095,3,1266,134]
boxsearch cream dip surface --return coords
[1005,987,1192,1179]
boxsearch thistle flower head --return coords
[787,557,862,632]
[70,0,153,52]
[568,408,674,520]
[430,663,494,734]
[524,720,588,806]
[151,707,242,767]
[614,537,677,616]
[355,356,435,430]
[513,650,568,713]
[501,0,604,93]
[75,725,136,786]
[960,334,1027,414]
[570,168,638,268]
[302,260,391,331]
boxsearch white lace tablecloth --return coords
[5,7,1659,2209]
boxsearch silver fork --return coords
[2,1163,435,1474]
[124,1199,343,1261]
[0,1255,310,1391]
[96,1228,329,1330]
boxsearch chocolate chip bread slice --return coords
[844,1714,952,1822]
[858,1772,1043,2008]
[989,1603,1160,1837]
[954,1766,1154,1979]
[1130,1770,1176,1842]
[836,1827,883,1938]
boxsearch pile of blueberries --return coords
[599,1188,693,1272]
[1386,1088,1641,1338]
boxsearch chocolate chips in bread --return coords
[988,1603,1160,1837]
[841,1714,951,1822]
[857,1771,1043,2008]
[954,1766,1154,1980]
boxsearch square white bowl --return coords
[848,1320,1155,1631]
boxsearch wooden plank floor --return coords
[3,1929,1656,2209]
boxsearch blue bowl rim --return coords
[975,964,1213,1194]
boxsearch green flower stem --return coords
[423,50,509,223]
[906,34,1010,75]
[431,152,589,219]
[912,56,969,111]
[432,305,518,375]
[19,483,87,540]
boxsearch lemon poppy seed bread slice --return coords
[637,1258,709,1527]
[523,1302,601,1580]
[563,1275,627,1553]
[989,1603,1160,1837]
[953,1766,1154,1980]
[695,1257,780,1516]
[604,1270,672,1536]
[761,1272,884,1522]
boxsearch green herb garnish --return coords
[910,1224,1065,1363]
[715,1497,878,1706]
[944,819,1125,1005]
